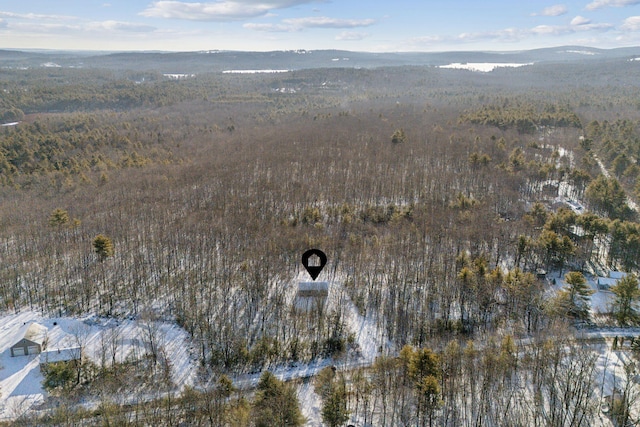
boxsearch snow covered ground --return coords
[222,69,290,74]
[297,380,323,427]
[0,310,198,421]
[438,62,532,72]
[547,273,613,315]
[592,344,640,426]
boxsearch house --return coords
[609,271,627,280]
[598,271,627,290]
[10,322,47,357]
[598,277,618,290]
[307,254,322,267]
[295,281,329,312]
[40,347,82,369]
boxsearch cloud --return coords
[410,35,446,44]
[0,10,156,35]
[0,11,79,21]
[244,16,375,32]
[530,20,612,35]
[586,0,640,10]
[452,20,611,43]
[140,0,314,21]
[531,24,567,35]
[621,15,640,30]
[283,16,375,28]
[87,20,157,33]
[0,13,156,35]
[570,15,591,25]
[533,4,568,16]
[243,22,290,31]
[457,27,522,42]
[335,31,369,41]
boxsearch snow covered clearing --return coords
[561,50,598,56]
[438,62,532,72]
[341,289,387,363]
[222,69,290,74]
[546,273,613,315]
[297,379,323,427]
[163,73,195,79]
[593,344,640,425]
[0,310,198,421]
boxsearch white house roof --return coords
[609,271,627,280]
[598,277,618,287]
[297,281,329,297]
[14,322,47,346]
[40,347,81,364]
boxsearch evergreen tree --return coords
[321,376,350,427]
[391,128,406,144]
[418,375,442,427]
[252,371,304,427]
[49,208,70,227]
[558,271,594,320]
[93,234,114,261]
[610,274,640,326]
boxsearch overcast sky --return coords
[1,0,640,52]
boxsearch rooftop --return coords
[40,347,82,364]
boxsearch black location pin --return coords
[301,249,327,280]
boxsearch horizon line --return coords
[1,44,638,56]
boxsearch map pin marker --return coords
[302,249,327,281]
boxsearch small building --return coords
[598,277,618,290]
[295,281,329,312]
[609,271,627,280]
[40,347,82,369]
[598,271,628,290]
[10,322,47,357]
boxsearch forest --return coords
[1,52,640,426]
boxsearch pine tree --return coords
[391,128,406,144]
[49,208,70,227]
[558,271,594,320]
[610,274,640,326]
[321,377,350,427]
[252,371,305,427]
[93,234,114,261]
[315,367,350,427]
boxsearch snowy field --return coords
[437,62,532,72]
[0,310,198,421]
[546,273,613,315]
[222,69,290,74]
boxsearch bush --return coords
[43,362,75,391]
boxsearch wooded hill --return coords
[3,45,640,72]
[2,49,640,425]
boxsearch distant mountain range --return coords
[1,46,639,73]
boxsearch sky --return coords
[1,0,640,52]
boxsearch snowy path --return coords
[297,380,323,427]
[593,153,639,212]
[339,282,387,364]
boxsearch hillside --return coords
[2,45,640,72]
[2,47,640,425]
